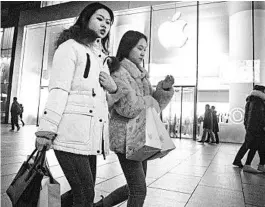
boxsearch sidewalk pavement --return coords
[1,124,265,207]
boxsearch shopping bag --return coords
[148,108,176,160]
[126,107,162,161]
[37,167,61,207]
[6,147,47,207]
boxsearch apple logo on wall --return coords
[158,12,188,49]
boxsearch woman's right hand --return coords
[35,137,52,151]
[99,71,117,93]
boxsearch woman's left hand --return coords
[162,75,175,89]
[99,71,117,93]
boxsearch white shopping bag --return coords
[148,108,176,160]
[37,169,61,207]
[126,107,162,161]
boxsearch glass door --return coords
[161,87,182,138]
[161,86,195,139]
[181,87,195,139]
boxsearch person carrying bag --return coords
[6,147,47,207]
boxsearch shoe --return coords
[197,140,204,143]
[94,195,104,207]
[243,165,262,174]
[17,127,20,131]
[257,165,265,173]
[232,160,243,168]
[9,129,14,131]
[205,140,210,143]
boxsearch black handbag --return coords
[6,147,47,207]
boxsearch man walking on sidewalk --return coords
[10,97,21,131]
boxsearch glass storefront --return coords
[15,1,265,142]
[1,27,14,123]
[18,18,75,125]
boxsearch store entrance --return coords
[161,86,195,139]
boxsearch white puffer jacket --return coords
[37,39,122,156]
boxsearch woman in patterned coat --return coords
[95,30,174,207]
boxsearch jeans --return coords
[102,153,147,207]
[54,150,96,207]
[201,128,215,142]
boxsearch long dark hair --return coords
[56,2,114,52]
[116,30,147,62]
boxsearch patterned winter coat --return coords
[109,58,174,154]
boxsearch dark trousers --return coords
[11,115,19,130]
[245,139,265,165]
[234,133,265,165]
[54,150,97,207]
[102,153,147,207]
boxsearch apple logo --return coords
[158,12,188,49]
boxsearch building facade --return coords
[4,1,265,143]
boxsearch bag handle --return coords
[43,158,55,183]
[25,148,38,164]
[25,147,47,181]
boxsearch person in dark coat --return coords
[205,106,219,144]
[233,85,265,173]
[10,97,20,131]
[198,104,215,143]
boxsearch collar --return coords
[120,58,149,79]
[250,90,265,101]
[88,38,105,54]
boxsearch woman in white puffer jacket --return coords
[35,3,126,207]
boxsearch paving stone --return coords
[240,171,265,186]
[200,171,242,191]
[243,184,265,206]
[150,173,200,194]
[186,185,245,207]
[2,125,262,206]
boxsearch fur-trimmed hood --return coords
[247,90,265,102]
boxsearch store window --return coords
[41,1,71,8]
[197,1,262,143]
[110,7,151,63]
[19,18,75,125]
[38,18,75,122]
[1,27,14,123]
[151,2,197,139]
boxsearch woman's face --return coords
[128,38,147,66]
[88,9,111,39]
